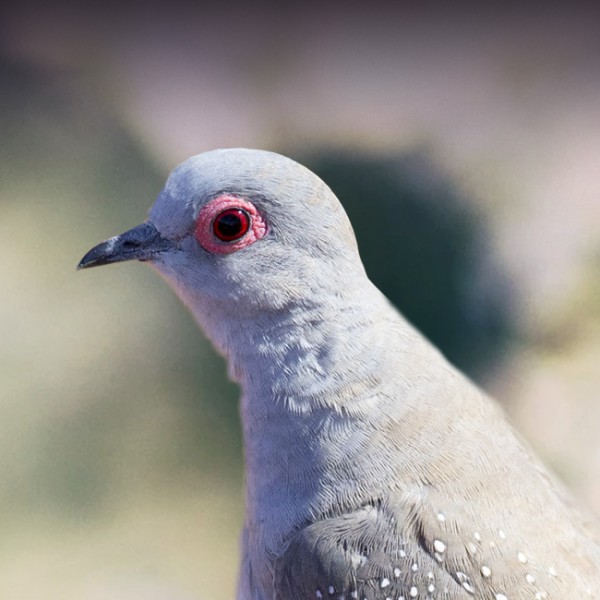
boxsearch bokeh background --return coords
[1,3,599,598]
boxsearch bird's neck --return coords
[237,286,393,527]
[185,279,443,552]
[191,281,415,527]
[225,284,393,411]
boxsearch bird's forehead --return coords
[148,156,210,238]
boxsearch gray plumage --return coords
[79,148,600,600]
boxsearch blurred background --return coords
[1,2,599,598]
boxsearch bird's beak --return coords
[77,222,175,270]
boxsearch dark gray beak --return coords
[77,222,175,270]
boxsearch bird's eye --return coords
[194,194,267,254]
[213,208,251,242]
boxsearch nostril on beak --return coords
[78,222,174,269]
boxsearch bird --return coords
[79,148,600,600]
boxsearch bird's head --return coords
[79,149,365,320]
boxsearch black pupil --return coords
[216,210,247,239]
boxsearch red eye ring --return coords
[213,208,251,242]
[194,194,268,254]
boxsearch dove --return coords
[79,148,600,600]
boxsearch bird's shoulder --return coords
[273,489,600,600]
[274,498,468,600]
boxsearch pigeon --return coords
[79,148,600,600]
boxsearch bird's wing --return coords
[274,473,600,600]
[274,501,471,600]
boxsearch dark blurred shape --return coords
[301,150,514,382]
